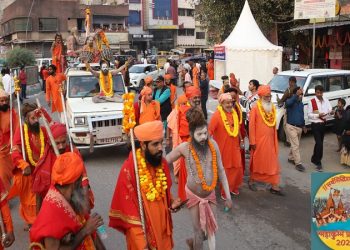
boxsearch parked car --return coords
[65,64,129,151]
[128,64,164,89]
[269,69,350,141]
[35,58,52,72]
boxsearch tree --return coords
[193,0,305,46]
[6,47,36,68]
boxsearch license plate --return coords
[96,137,119,144]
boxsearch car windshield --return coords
[129,65,145,73]
[269,75,307,93]
[68,74,125,98]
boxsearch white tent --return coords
[214,0,282,91]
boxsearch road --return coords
[7,89,347,249]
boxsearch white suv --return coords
[65,64,128,151]
[129,64,164,89]
[269,69,350,141]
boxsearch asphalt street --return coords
[7,89,349,250]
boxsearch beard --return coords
[261,100,273,113]
[145,147,163,167]
[28,122,40,133]
[0,104,9,112]
[192,136,208,155]
[58,148,66,154]
[70,186,89,216]
[102,69,109,75]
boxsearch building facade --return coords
[0,0,129,58]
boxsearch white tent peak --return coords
[222,0,282,51]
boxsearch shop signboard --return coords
[214,46,225,61]
[294,0,336,19]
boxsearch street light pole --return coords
[312,21,316,68]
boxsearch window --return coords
[306,77,326,96]
[327,76,343,92]
[178,29,195,36]
[187,29,194,36]
[2,18,32,35]
[178,8,186,16]
[129,0,141,2]
[151,65,157,72]
[39,18,57,31]
[154,0,172,18]
[196,32,205,39]
[128,11,141,26]
[346,76,350,89]
[187,9,194,16]
[178,29,186,36]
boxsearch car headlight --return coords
[74,117,86,126]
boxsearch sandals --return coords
[270,188,285,196]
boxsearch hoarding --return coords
[214,46,225,61]
[294,0,336,19]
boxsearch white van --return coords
[35,58,52,71]
[269,69,350,141]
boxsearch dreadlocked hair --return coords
[22,103,38,118]
[186,107,206,133]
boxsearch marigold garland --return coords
[256,99,276,127]
[122,92,136,133]
[218,105,239,137]
[137,149,167,202]
[189,140,218,192]
[24,123,45,167]
[99,72,114,97]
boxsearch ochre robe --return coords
[249,105,280,185]
[52,44,63,74]
[46,73,66,113]
[207,61,214,80]
[10,126,48,225]
[0,109,18,191]
[109,153,173,250]
[0,178,13,250]
[208,109,243,194]
[30,187,95,250]
[169,84,177,109]
[139,101,161,125]
[192,67,199,88]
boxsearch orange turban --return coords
[51,152,84,185]
[218,93,232,104]
[134,120,163,142]
[140,86,152,96]
[258,85,271,97]
[144,76,153,86]
[177,94,188,106]
[50,123,67,139]
[185,86,201,99]
[164,74,172,80]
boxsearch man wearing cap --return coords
[0,89,19,191]
[249,85,283,196]
[10,103,50,229]
[109,120,182,250]
[32,123,93,212]
[153,76,172,129]
[30,152,104,249]
[134,86,160,125]
[165,74,177,109]
[167,108,232,250]
[209,93,243,198]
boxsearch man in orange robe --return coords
[0,90,18,191]
[30,152,104,249]
[51,34,65,74]
[10,103,48,228]
[32,123,93,212]
[189,61,199,88]
[249,85,284,195]
[109,121,182,250]
[134,86,160,125]
[209,93,243,197]
[165,74,177,109]
[46,64,66,121]
[206,59,214,80]
[0,178,15,249]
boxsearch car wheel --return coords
[278,118,286,142]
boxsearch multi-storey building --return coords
[0,0,129,58]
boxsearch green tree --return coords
[6,47,36,68]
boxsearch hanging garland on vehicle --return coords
[122,92,136,134]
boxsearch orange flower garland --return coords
[122,92,136,133]
[189,140,218,192]
[137,149,167,202]
[256,99,276,127]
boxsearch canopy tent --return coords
[214,0,283,91]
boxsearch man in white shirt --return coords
[307,85,334,171]
[1,68,14,95]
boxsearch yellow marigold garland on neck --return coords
[189,140,218,192]
[122,92,136,133]
[217,105,239,137]
[99,72,114,97]
[256,99,276,127]
[24,124,45,167]
[137,149,167,202]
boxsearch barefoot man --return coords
[166,108,232,250]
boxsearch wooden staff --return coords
[9,79,13,152]
[60,88,73,152]
[124,86,147,244]
[14,79,26,160]
[35,99,59,156]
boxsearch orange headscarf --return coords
[50,123,67,139]
[185,86,201,99]
[134,120,163,141]
[257,85,271,97]
[164,74,172,80]
[218,93,232,104]
[51,152,84,185]
[144,76,153,86]
[177,95,188,107]
[140,86,153,113]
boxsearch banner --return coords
[294,0,336,20]
[214,46,225,61]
